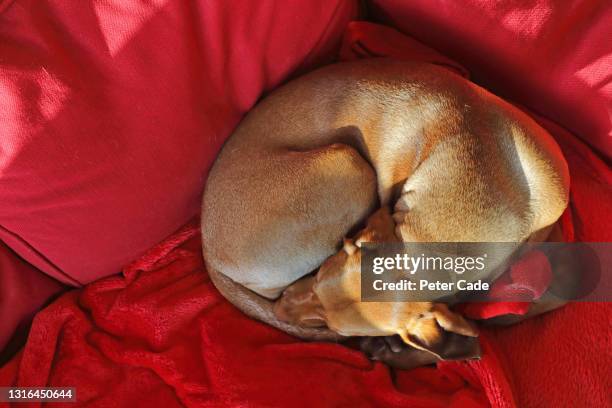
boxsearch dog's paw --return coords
[360,336,439,370]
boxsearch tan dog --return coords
[201,59,569,345]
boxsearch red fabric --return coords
[0,243,65,353]
[459,250,553,320]
[1,6,611,408]
[0,221,493,407]
[461,215,574,319]
[0,0,358,287]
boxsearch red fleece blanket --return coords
[1,23,611,408]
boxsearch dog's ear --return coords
[273,277,327,328]
[399,304,481,361]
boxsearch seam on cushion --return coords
[0,224,82,286]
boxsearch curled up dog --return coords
[201,59,569,367]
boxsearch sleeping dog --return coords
[201,59,569,363]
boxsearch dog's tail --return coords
[206,265,345,342]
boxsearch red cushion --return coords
[0,0,359,285]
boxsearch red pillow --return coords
[0,0,359,285]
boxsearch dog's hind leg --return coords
[202,142,377,300]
